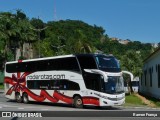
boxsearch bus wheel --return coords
[22,93,29,104]
[15,92,22,103]
[74,96,83,108]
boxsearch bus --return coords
[131,77,139,93]
[124,77,139,93]
[4,54,125,108]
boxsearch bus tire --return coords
[22,93,29,104]
[73,96,83,108]
[15,92,22,103]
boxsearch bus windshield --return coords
[103,76,124,94]
[95,56,121,72]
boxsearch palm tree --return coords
[0,12,18,61]
[73,30,93,53]
[15,10,37,59]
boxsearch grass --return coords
[151,100,160,107]
[0,84,4,89]
[124,94,146,106]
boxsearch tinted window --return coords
[132,81,139,87]
[27,80,50,89]
[50,80,80,90]
[27,79,80,90]
[6,63,18,73]
[83,73,101,91]
[6,57,80,73]
[95,56,121,72]
[60,80,80,90]
[50,80,60,90]
[77,55,97,70]
[124,81,127,87]
[25,61,37,72]
[50,57,80,71]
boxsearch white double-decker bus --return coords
[4,54,125,108]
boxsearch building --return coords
[111,37,119,41]
[111,37,131,45]
[139,47,160,99]
[151,43,158,48]
[118,39,131,45]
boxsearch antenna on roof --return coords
[54,0,58,21]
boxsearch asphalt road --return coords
[0,92,160,120]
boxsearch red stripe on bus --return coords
[53,91,73,104]
[82,97,100,106]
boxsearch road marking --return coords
[0,106,2,109]
[18,108,24,110]
[41,109,49,110]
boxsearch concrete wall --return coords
[15,43,34,61]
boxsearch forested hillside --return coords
[0,10,159,77]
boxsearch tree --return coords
[72,30,93,53]
[14,10,37,59]
[120,50,142,93]
[0,12,18,62]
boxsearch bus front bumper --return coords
[99,93,125,106]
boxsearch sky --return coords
[0,0,160,43]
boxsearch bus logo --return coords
[27,74,65,80]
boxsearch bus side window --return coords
[50,80,60,90]
[56,80,80,90]
[77,55,97,70]
[83,73,101,92]
[27,80,39,89]
[26,61,37,72]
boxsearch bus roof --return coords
[6,54,74,64]
[6,53,115,64]
[75,53,115,58]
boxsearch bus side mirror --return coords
[83,69,92,73]
[84,69,108,82]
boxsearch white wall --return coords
[139,50,160,99]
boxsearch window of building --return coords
[156,64,158,72]
[158,64,160,88]
[141,73,143,86]
[149,68,152,87]
[144,70,147,86]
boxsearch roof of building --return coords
[143,47,160,63]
